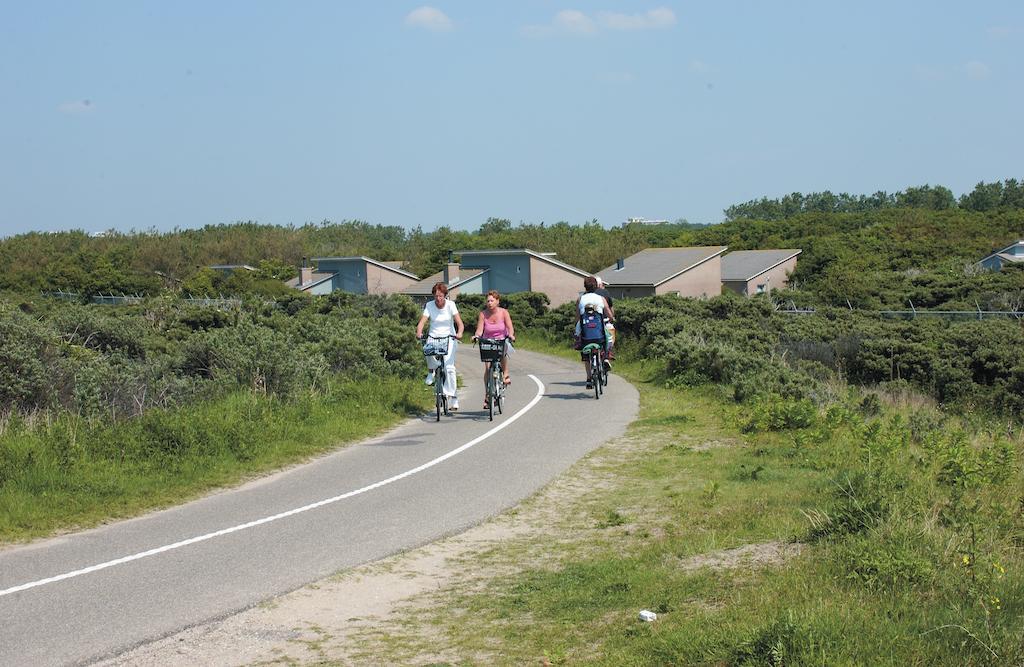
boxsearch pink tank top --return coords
[481,310,508,339]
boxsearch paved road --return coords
[0,346,638,666]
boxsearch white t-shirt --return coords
[423,299,460,338]
[578,292,606,315]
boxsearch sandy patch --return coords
[676,541,805,572]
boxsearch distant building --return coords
[401,263,486,302]
[209,264,256,274]
[455,249,592,306]
[286,257,419,295]
[976,240,1024,272]
[625,217,670,225]
[721,249,802,296]
[596,247,728,299]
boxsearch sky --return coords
[1,2,1022,238]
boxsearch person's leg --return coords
[605,323,615,360]
[483,361,491,407]
[501,354,510,384]
[443,340,458,408]
[425,349,440,383]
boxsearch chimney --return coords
[444,261,460,285]
[442,250,459,284]
[616,258,625,270]
[300,257,312,286]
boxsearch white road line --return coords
[0,374,547,599]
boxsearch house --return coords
[976,240,1024,271]
[401,261,487,302]
[285,264,335,295]
[721,249,802,296]
[455,249,592,306]
[595,246,728,299]
[286,256,419,295]
[208,264,256,274]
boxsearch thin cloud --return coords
[554,10,596,34]
[963,60,992,80]
[525,7,675,36]
[58,99,94,114]
[987,26,1019,38]
[598,7,676,30]
[404,6,453,32]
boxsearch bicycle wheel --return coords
[435,367,445,420]
[591,354,601,400]
[495,369,504,415]
[487,373,495,421]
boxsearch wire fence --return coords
[775,303,1024,320]
[42,291,242,309]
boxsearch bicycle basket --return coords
[478,337,505,362]
[423,337,450,357]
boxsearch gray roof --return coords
[456,249,591,278]
[402,268,487,296]
[596,247,727,286]
[209,264,256,271]
[721,249,802,282]
[284,271,334,291]
[312,256,418,280]
[977,241,1024,265]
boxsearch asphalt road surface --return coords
[0,345,638,666]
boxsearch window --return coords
[756,283,766,294]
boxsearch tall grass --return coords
[358,350,1024,665]
[0,376,430,543]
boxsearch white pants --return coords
[426,339,458,397]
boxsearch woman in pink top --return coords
[472,290,516,408]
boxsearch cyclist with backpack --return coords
[575,276,614,389]
[415,282,465,411]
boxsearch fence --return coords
[42,291,242,309]
[775,303,1024,320]
[182,295,243,308]
[90,293,145,305]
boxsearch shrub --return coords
[0,310,62,412]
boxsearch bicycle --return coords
[581,341,608,400]
[421,334,457,421]
[475,336,509,421]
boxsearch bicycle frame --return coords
[582,342,606,399]
[476,337,506,421]
[484,358,505,420]
[422,335,456,421]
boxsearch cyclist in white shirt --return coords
[415,281,465,410]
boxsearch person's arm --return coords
[503,308,515,340]
[602,297,615,322]
[575,297,582,325]
[453,312,465,339]
[473,311,485,340]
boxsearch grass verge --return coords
[0,376,432,544]
[328,352,1023,665]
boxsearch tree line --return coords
[724,178,1024,221]
[0,179,1021,312]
